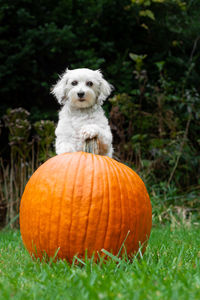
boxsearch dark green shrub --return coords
[0,0,200,113]
[109,66,200,189]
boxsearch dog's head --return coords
[51,68,113,108]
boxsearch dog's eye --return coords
[71,80,78,86]
[86,81,93,87]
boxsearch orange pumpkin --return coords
[20,151,152,262]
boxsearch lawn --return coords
[0,225,200,300]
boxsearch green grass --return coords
[0,225,200,300]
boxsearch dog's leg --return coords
[80,124,113,157]
[97,128,113,157]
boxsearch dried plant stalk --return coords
[83,137,100,154]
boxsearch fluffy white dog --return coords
[51,68,113,157]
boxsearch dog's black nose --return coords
[77,92,85,98]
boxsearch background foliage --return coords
[0,0,200,227]
[1,0,200,111]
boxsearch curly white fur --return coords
[51,68,113,157]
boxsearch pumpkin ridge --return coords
[81,154,95,253]
[113,159,131,253]
[105,158,123,254]
[31,171,42,255]
[29,158,58,257]
[36,157,63,258]
[56,155,73,258]
[123,165,140,253]
[119,162,145,187]
[101,157,115,251]
[46,158,66,258]
[20,167,41,255]
[119,164,137,254]
[31,165,48,257]
[123,164,151,252]
[92,155,105,253]
[68,153,83,260]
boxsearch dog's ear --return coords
[95,70,114,105]
[51,68,70,104]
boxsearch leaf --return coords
[155,61,165,72]
[139,10,155,20]
[141,23,149,30]
[129,53,147,62]
[101,249,121,262]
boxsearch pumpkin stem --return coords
[83,137,100,154]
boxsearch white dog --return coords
[51,68,113,157]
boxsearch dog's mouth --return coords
[78,99,86,102]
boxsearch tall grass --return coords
[0,108,55,228]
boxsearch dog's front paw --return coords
[80,125,99,141]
